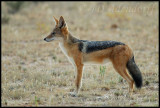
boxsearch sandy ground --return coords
[1,2,159,106]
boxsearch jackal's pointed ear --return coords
[53,16,59,25]
[58,16,67,29]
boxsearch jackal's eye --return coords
[52,32,55,35]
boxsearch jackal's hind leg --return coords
[112,62,134,93]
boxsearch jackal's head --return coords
[44,16,68,42]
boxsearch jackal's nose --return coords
[44,38,46,41]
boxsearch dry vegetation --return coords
[1,1,159,106]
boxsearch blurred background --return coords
[2,1,159,106]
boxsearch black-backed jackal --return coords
[44,16,142,96]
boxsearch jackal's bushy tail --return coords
[127,56,142,88]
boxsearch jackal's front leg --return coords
[69,63,83,97]
[75,64,84,94]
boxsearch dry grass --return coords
[1,1,159,106]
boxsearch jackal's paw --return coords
[68,92,77,97]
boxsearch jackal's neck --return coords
[59,32,80,54]
[64,32,80,44]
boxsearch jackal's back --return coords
[79,40,125,53]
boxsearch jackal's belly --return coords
[82,46,112,65]
[83,58,110,65]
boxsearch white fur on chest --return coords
[59,42,68,56]
[59,42,75,66]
